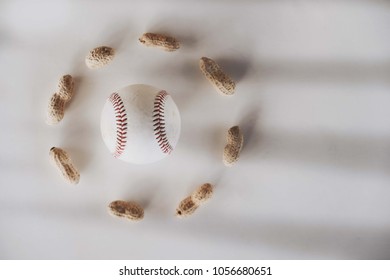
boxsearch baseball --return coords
[100,84,181,164]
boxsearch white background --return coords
[1,0,390,259]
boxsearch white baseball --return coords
[100,84,181,164]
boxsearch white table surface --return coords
[1,0,390,259]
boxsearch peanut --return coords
[223,126,244,166]
[49,147,80,184]
[108,200,144,221]
[85,46,115,69]
[57,74,74,102]
[46,93,65,125]
[199,57,235,95]
[139,33,180,52]
[176,196,198,217]
[191,183,213,205]
[46,75,75,125]
[176,183,213,218]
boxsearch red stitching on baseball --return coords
[153,90,173,154]
[109,93,127,158]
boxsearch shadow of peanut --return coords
[216,57,252,83]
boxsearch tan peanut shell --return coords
[49,147,80,184]
[57,75,74,102]
[85,46,115,69]
[46,93,65,125]
[176,196,199,218]
[199,57,235,95]
[223,126,244,166]
[139,33,180,52]
[191,183,213,205]
[176,183,213,218]
[108,200,144,221]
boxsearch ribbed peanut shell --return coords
[46,93,65,125]
[49,147,80,184]
[176,196,198,218]
[223,126,244,166]
[139,33,180,52]
[57,75,74,102]
[108,200,144,221]
[85,46,115,69]
[199,57,235,95]
[191,183,213,205]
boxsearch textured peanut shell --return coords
[191,183,213,205]
[176,196,198,218]
[46,93,65,125]
[199,57,235,95]
[108,200,144,221]
[49,147,80,184]
[223,126,244,166]
[139,33,180,52]
[85,46,115,69]
[57,75,74,102]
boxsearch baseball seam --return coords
[109,93,128,158]
[153,91,173,154]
